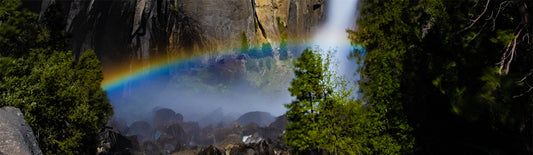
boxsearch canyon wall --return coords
[23,0,327,71]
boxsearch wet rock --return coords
[140,141,162,154]
[269,115,287,130]
[198,145,224,155]
[215,134,243,148]
[161,123,189,144]
[153,108,183,130]
[197,125,216,146]
[224,139,278,155]
[126,121,154,143]
[237,111,275,127]
[97,127,139,155]
[243,122,260,136]
[154,122,190,154]
[156,134,182,154]
[225,143,255,155]
[252,139,276,155]
[106,118,129,134]
[180,121,201,145]
[0,107,42,155]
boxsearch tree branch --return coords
[504,28,523,75]
[464,0,491,31]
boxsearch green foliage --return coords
[241,31,248,50]
[350,0,423,153]
[1,49,113,154]
[284,49,369,154]
[0,0,113,154]
[284,49,330,150]
[352,0,533,154]
[0,0,45,57]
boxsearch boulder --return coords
[269,115,287,130]
[126,121,154,143]
[156,134,182,154]
[153,108,183,130]
[140,141,162,154]
[97,127,139,154]
[106,118,129,134]
[224,139,278,155]
[160,123,189,144]
[237,111,275,127]
[198,145,224,155]
[197,125,216,146]
[215,134,243,148]
[225,143,255,155]
[0,107,42,155]
[180,121,201,145]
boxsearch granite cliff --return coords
[23,0,327,73]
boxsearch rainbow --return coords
[100,40,360,92]
[101,45,244,92]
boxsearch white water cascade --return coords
[312,0,360,92]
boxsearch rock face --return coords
[0,107,42,155]
[23,0,327,75]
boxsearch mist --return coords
[312,0,360,95]
[106,53,296,126]
[105,0,361,127]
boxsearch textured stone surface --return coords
[24,0,327,69]
[0,107,42,155]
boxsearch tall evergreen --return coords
[284,49,368,154]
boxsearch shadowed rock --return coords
[97,127,139,154]
[126,121,154,143]
[153,108,183,130]
[198,145,224,155]
[180,121,201,145]
[106,118,129,134]
[269,115,287,130]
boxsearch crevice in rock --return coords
[313,4,321,10]
[251,0,268,39]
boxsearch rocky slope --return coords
[100,108,289,154]
[0,107,42,155]
[23,0,327,74]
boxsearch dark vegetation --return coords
[284,0,533,154]
[351,0,533,154]
[0,0,112,154]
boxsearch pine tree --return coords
[284,49,331,151]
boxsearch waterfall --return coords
[312,0,359,92]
